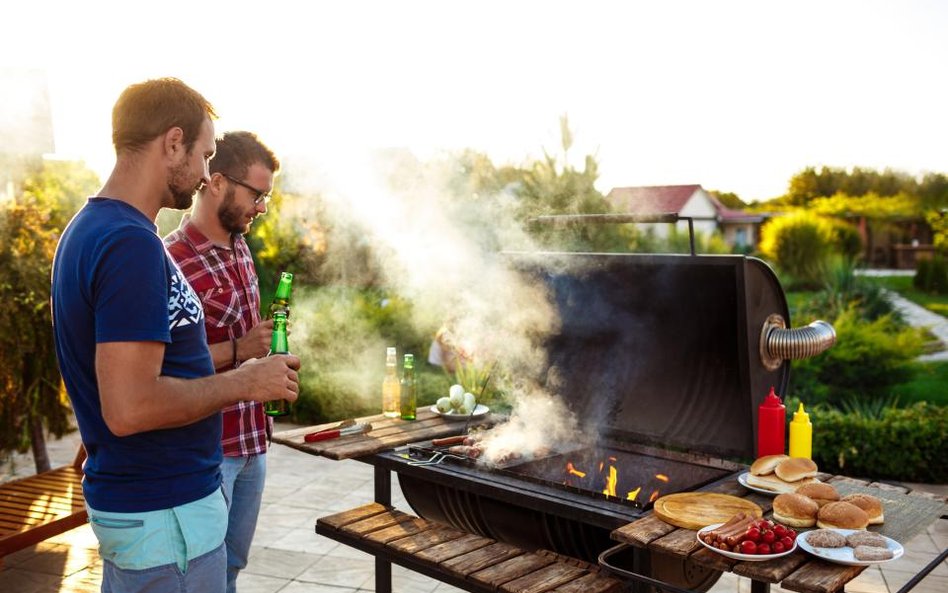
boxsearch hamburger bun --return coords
[774,457,818,482]
[772,493,819,527]
[750,454,790,476]
[817,501,869,530]
[745,472,820,494]
[841,494,885,525]
[794,482,840,507]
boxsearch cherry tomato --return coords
[781,536,794,549]
[773,541,785,554]
[773,524,787,538]
[757,543,771,555]
[740,540,757,555]
[761,529,776,544]
[745,527,761,542]
[786,528,797,541]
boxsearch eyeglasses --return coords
[222,174,271,205]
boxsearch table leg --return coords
[374,465,392,593]
[751,580,770,593]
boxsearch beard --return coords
[217,186,252,235]
[167,159,201,210]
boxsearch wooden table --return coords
[609,474,947,593]
[272,407,497,593]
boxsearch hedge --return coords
[811,402,947,483]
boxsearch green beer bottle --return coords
[269,272,293,318]
[265,312,290,417]
[400,354,417,421]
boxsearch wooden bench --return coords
[0,445,87,562]
[316,503,626,593]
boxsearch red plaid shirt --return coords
[164,216,269,456]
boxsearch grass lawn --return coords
[860,274,948,318]
[893,361,948,407]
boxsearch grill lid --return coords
[510,252,794,460]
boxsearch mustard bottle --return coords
[788,402,812,459]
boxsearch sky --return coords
[2,0,947,202]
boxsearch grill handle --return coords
[760,314,837,371]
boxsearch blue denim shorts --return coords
[88,489,228,590]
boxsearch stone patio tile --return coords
[268,526,344,555]
[234,571,294,593]
[0,567,64,593]
[243,546,320,581]
[294,553,375,589]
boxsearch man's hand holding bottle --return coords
[239,354,301,406]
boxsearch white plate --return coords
[430,403,490,421]
[737,472,782,495]
[696,522,798,561]
[797,529,904,566]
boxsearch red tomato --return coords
[757,543,771,555]
[740,540,757,555]
[773,541,785,553]
[761,529,776,544]
[745,527,761,542]
[773,524,787,538]
[786,528,797,541]
[781,536,794,549]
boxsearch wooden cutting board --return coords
[653,492,762,530]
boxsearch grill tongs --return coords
[407,450,469,467]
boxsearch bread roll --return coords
[794,482,840,507]
[750,454,790,476]
[745,472,820,494]
[841,494,884,525]
[772,493,819,527]
[774,457,818,482]
[817,501,869,530]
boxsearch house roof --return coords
[606,184,702,215]
[607,184,766,224]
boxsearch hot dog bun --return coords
[745,472,820,494]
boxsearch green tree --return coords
[0,161,97,471]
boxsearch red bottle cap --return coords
[762,386,783,408]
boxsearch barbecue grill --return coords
[373,248,836,590]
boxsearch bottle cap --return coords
[404,353,414,367]
[793,402,809,421]
[762,386,783,407]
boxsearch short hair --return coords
[209,131,281,178]
[112,77,217,153]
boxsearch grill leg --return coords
[374,466,392,593]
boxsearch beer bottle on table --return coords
[264,312,290,417]
[269,272,293,318]
[382,347,401,418]
[400,354,417,421]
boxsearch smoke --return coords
[279,147,582,445]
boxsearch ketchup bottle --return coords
[757,386,786,457]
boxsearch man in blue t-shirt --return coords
[51,78,301,593]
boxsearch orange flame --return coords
[649,490,660,502]
[602,466,618,497]
[566,462,586,478]
[655,473,669,482]
[626,487,641,501]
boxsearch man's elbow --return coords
[101,405,143,437]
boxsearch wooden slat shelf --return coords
[610,473,947,593]
[271,407,497,460]
[316,503,625,593]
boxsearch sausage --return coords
[432,436,467,446]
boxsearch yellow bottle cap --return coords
[793,402,809,422]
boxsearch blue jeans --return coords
[219,454,266,593]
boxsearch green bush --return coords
[914,256,948,294]
[759,212,837,288]
[811,402,947,483]
[789,308,925,406]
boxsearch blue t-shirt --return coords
[52,198,221,512]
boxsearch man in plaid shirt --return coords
[164,131,280,593]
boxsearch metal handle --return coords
[760,314,837,371]
[598,543,702,593]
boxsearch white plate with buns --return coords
[696,522,797,562]
[797,528,903,566]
